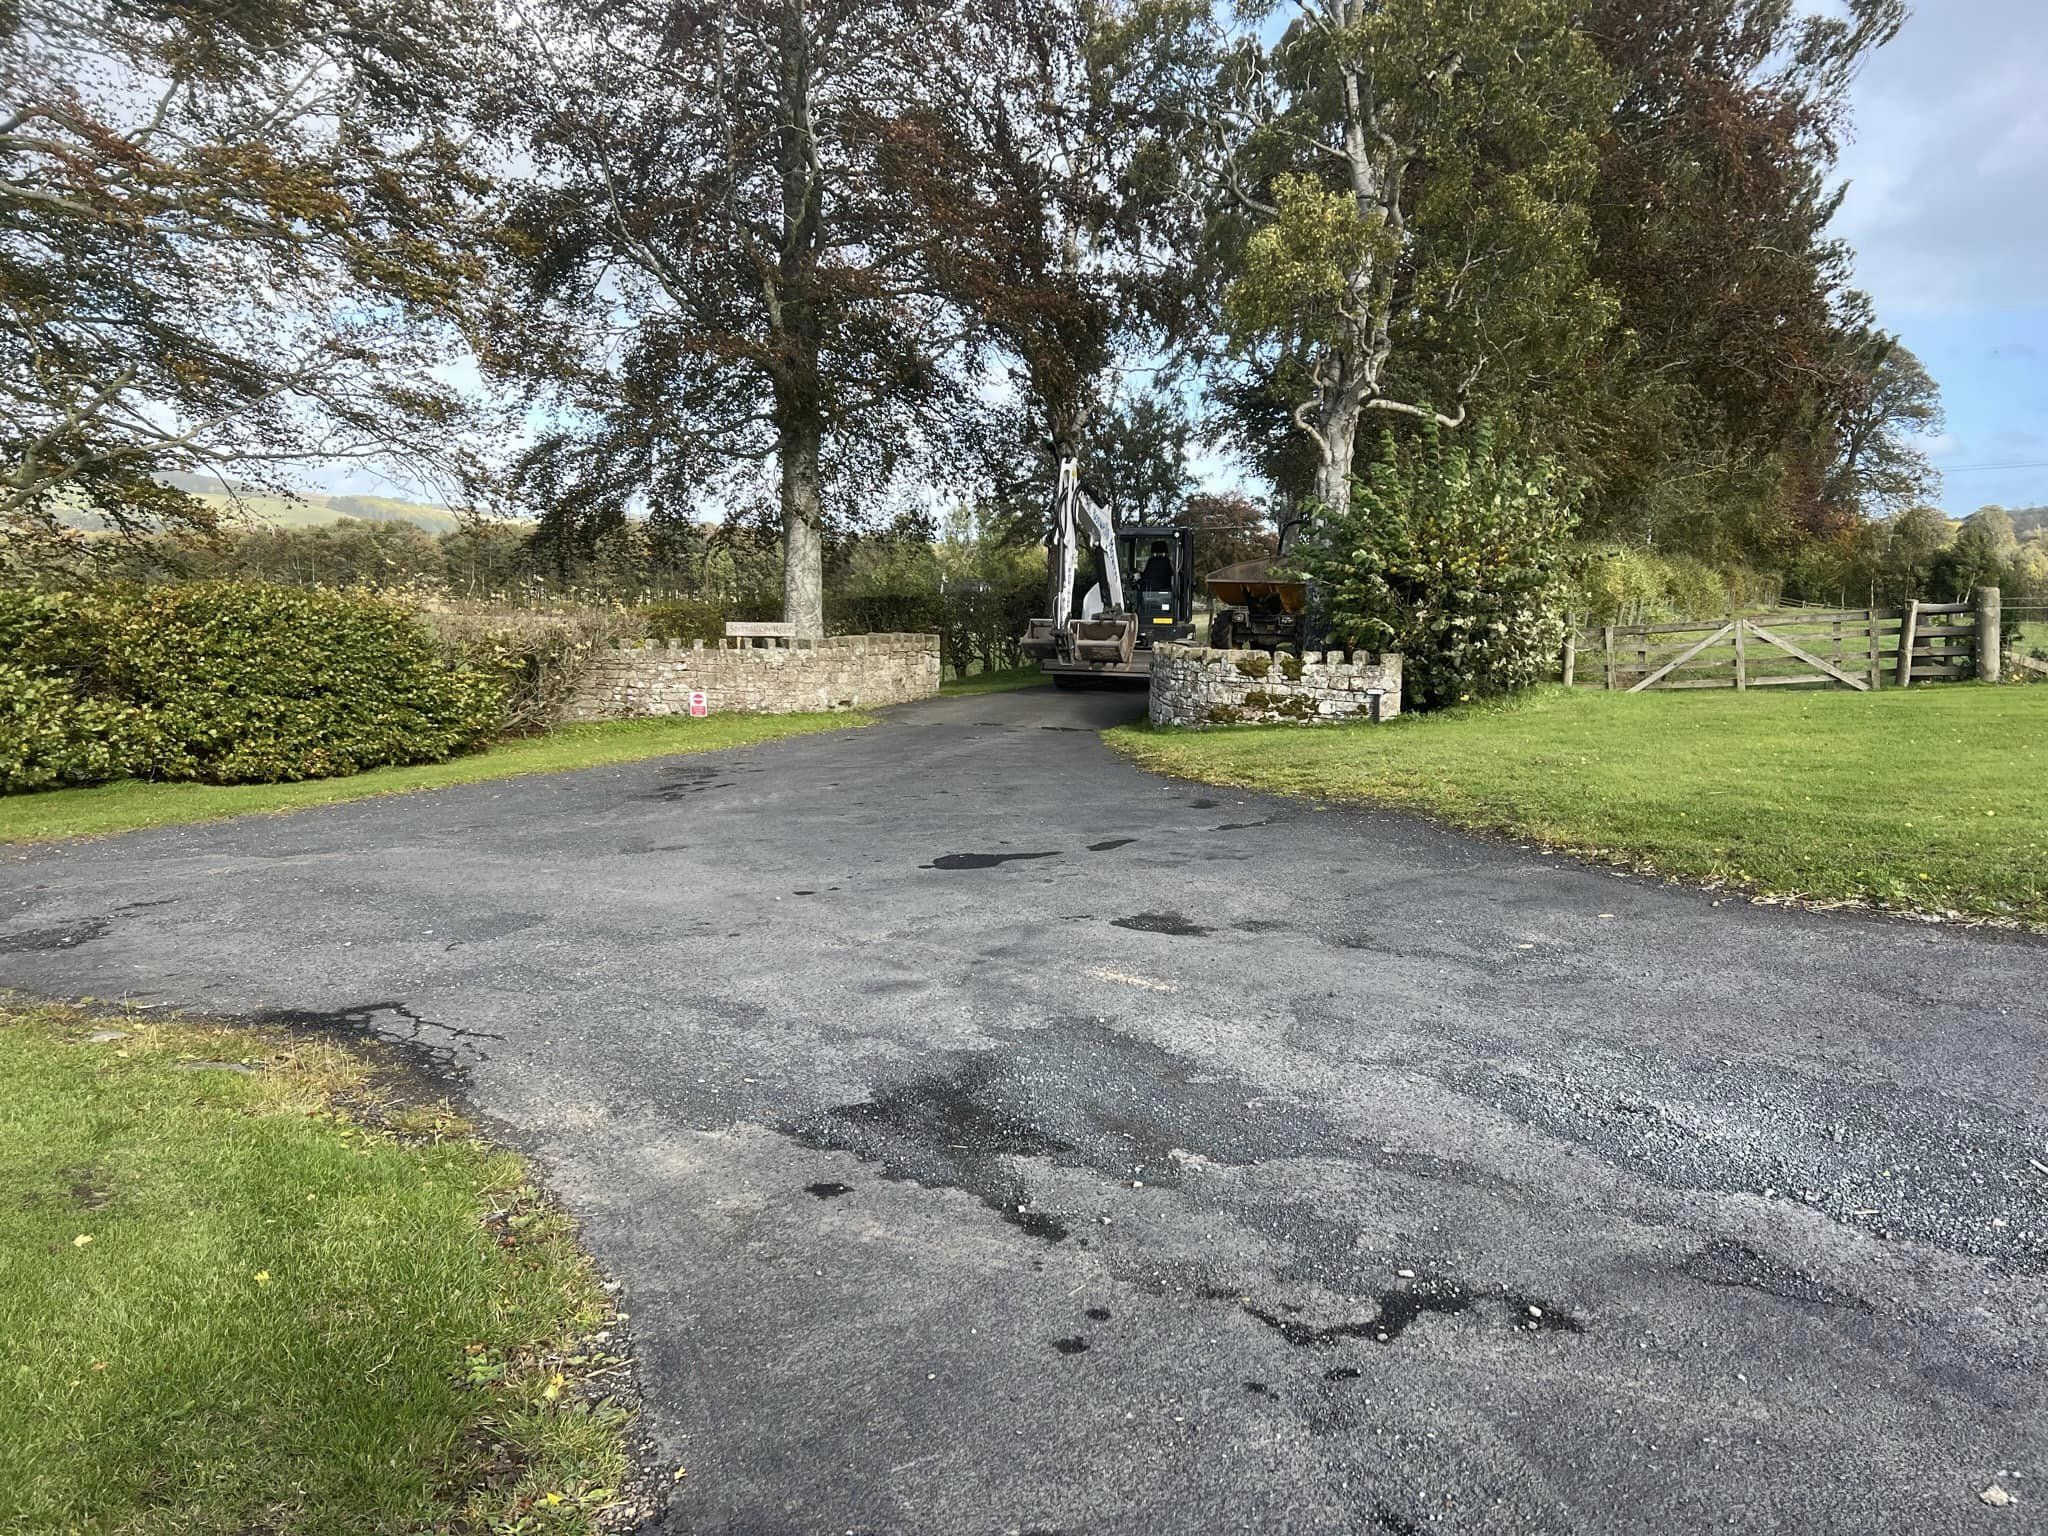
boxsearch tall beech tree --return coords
[1580,0,1909,556]
[497,0,972,636]
[0,0,499,577]
[1210,0,1613,518]
[882,0,1212,521]
[1822,300,1942,519]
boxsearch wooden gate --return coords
[1564,602,1987,692]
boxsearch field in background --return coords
[65,478,466,534]
[1109,685,2048,925]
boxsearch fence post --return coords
[1865,608,1882,692]
[1602,625,1616,691]
[1977,586,2001,682]
[1897,599,1920,689]
[1561,626,1577,688]
[1733,619,1747,691]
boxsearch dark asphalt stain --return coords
[1190,799,1219,809]
[1324,1367,1361,1382]
[115,898,176,911]
[1684,1239,1866,1309]
[638,762,758,802]
[0,918,110,953]
[1011,1208,1071,1241]
[806,1182,854,1199]
[785,1028,1337,1245]
[1052,1336,1090,1355]
[619,840,691,854]
[1214,821,1272,831]
[1039,725,1092,733]
[1110,911,1213,937]
[1234,918,1291,933]
[924,851,1060,870]
[1085,1307,1112,1321]
[1244,1380,1277,1398]
[787,1055,1076,1240]
[1243,1304,1383,1348]
[1372,1507,1423,1536]
[793,889,817,896]
[1241,1281,1580,1348]
[1087,838,1136,852]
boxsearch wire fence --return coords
[2007,604,2048,680]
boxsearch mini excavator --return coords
[1019,458,1196,685]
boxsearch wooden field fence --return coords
[1562,589,2009,693]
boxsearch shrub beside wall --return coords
[416,601,644,735]
[0,584,502,792]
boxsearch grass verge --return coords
[0,712,864,844]
[941,665,1048,696]
[0,1000,638,1536]
[1107,684,2048,925]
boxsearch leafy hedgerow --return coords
[0,583,502,791]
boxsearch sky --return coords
[1825,0,2048,513]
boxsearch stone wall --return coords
[560,632,940,720]
[1149,643,1402,727]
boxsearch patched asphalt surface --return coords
[5,684,2047,1534]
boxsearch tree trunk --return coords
[780,415,825,638]
[1313,402,1359,516]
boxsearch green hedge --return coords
[0,584,502,792]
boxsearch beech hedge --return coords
[0,584,503,792]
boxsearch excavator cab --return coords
[1118,528,1196,650]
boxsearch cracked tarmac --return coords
[3,683,2045,1534]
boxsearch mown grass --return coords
[1107,684,2048,924]
[0,1001,632,1536]
[0,712,864,844]
[941,665,1048,695]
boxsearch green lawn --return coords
[941,665,1048,695]
[0,1003,630,1535]
[0,712,863,844]
[1107,685,2048,924]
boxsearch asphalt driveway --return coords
[4,684,2045,1534]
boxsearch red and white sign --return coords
[688,690,709,718]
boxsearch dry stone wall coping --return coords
[1149,642,1403,728]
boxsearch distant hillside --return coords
[159,475,464,533]
[55,476,465,534]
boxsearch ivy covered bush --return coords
[0,584,502,792]
[417,601,643,735]
[1298,422,1580,710]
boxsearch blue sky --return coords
[1828,0,2048,513]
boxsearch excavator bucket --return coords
[1069,614,1135,665]
[1020,618,1061,659]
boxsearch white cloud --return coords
[1831,0,2048,314]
